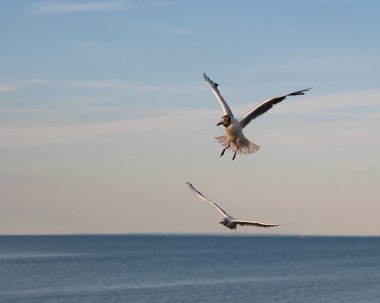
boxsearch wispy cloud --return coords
[138,23,246,38]
[237,54,380,80]
[225,89,380,122]
[28,0,178,15]
[11,78,202,94]
[57,79,201,93]
[29,0,129,15]
[0,109,214,149]
[0,84,15,93]
[5,78,380,114]
[2,89,380,149]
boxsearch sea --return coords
[1,235,379,303]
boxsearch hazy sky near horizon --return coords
[1,0,380,235]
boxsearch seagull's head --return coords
[219,218,228,226]
[217,115,231,127]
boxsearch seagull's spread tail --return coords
[215,136,260,155]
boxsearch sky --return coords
[1,0,379,236]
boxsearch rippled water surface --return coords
[1,235,380,303]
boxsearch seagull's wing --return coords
[232,219,281,228]
[203,73,234,118]
[239,88,312,129]
[186,182,232,219]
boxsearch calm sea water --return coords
[1,235,379,303]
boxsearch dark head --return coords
[219,218,228,226]
[217,115,231,127]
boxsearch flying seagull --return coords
[203,73,311,160]
[186,182,281,230]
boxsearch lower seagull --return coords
[186,182,283,230]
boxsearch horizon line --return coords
[0,233,379,238]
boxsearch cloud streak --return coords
[227,89,380,121]
[0,109,214,149]
[2,88,380,149]
[28,0,177,15]
[29,0,129,14]
[0,84,15,93]
[10,78,202,94]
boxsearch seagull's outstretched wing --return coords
[186,182,232,219]
[203,73,234,118]
[239,88,312,129]
[232,219,281,228]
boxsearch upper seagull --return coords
[186,182,281,230]
[203,73,311,160]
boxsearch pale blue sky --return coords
[1,0,379,235]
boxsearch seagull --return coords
[203,73,311,160]
[186,182,281,230]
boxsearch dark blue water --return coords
[1,235,379,303]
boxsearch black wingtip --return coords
[289,87,312,96]
[203,73,218,88]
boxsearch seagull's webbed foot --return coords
[220,141,230,157]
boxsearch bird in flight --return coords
[186,182,282,230]
[203,73,311,160]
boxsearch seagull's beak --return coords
[216,121,223,126]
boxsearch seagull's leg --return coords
[232,144,239,160]
[220,141,230,157]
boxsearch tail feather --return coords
[237,140,260,154]
[214,136,260,155]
